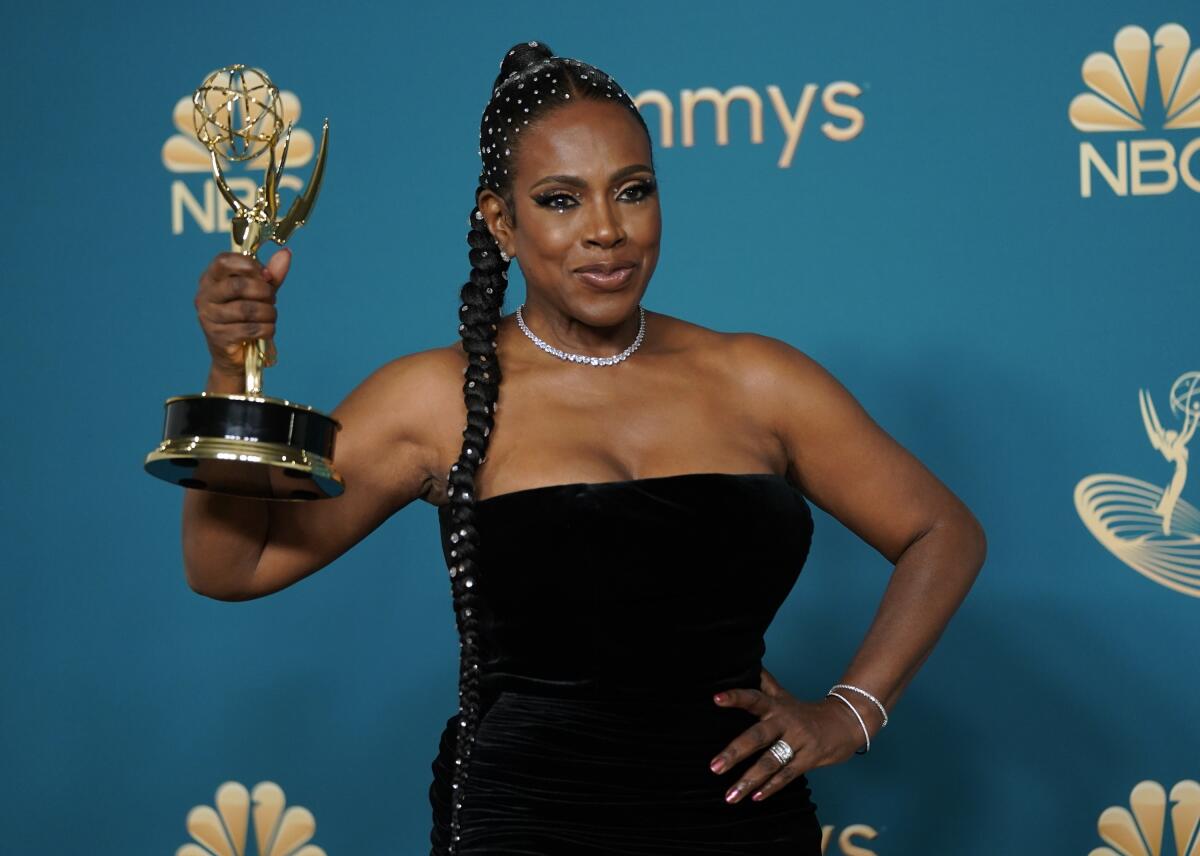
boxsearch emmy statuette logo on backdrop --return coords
[144,65,345,501]
[177,780,326,856]
[1075,371,1200,597]
[1089,779,1200,856]
[1068,23,1200,197]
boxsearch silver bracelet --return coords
[829,683,889,728]
[826,691,871,754]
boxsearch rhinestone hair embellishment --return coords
[478,57,642,194]
[515,303,646,365]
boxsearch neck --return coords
[518,300,642,356]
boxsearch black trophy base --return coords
[144,392,344,501]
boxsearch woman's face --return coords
[483,98,661,328]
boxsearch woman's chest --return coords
[472,377,783,497]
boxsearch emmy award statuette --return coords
[144,65,344,500]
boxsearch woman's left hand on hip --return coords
[708,666,871,804]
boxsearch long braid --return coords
[443,196,507,854]
[440,39,651,855]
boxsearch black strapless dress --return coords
[429,471,822,855]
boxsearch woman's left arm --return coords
[710,334,988,803]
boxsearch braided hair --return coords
[440,40,652,854]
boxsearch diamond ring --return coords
[767,738,794,767]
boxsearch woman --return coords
[183,41,987,855]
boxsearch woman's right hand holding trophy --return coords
[196,248,291,392]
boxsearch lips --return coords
[574,261,636,274]
[574,262,636,290]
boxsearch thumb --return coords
[263,247,292,290]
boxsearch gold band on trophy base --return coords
[144,65,344,500]
[144,391,343,500]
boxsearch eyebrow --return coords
[529,163,655,190]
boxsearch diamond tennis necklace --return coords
[515,303,646,366]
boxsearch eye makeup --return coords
[532,178,657,212]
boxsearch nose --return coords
[583,194,626,249]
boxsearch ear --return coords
[478,189,516,255]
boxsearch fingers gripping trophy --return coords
[144,65,344,500]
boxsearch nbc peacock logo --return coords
[176,780,327,856]
[1068,23,1200,197]
[1074,371,1200,598]
[164,89,314,236]
[1090,779,1200,856]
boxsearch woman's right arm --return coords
[181,250,451,601]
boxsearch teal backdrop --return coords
[2,1,1197,854]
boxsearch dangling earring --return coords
[500,249,514,263]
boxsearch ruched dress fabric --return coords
[429,471,822,855]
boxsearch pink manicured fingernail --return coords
[710,758,725,773]
[713,692,726,703]
[725,786,740,803]
[751,791,764,801]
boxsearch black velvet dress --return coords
[429,471,822,855]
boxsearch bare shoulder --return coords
[352,341,465,413]
[332,342,466,488]
[653,316,840,420]
[712,326,901,443]
[717,330,881,469]
[721,330,843,411]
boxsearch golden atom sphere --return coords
[192,65,284,163]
